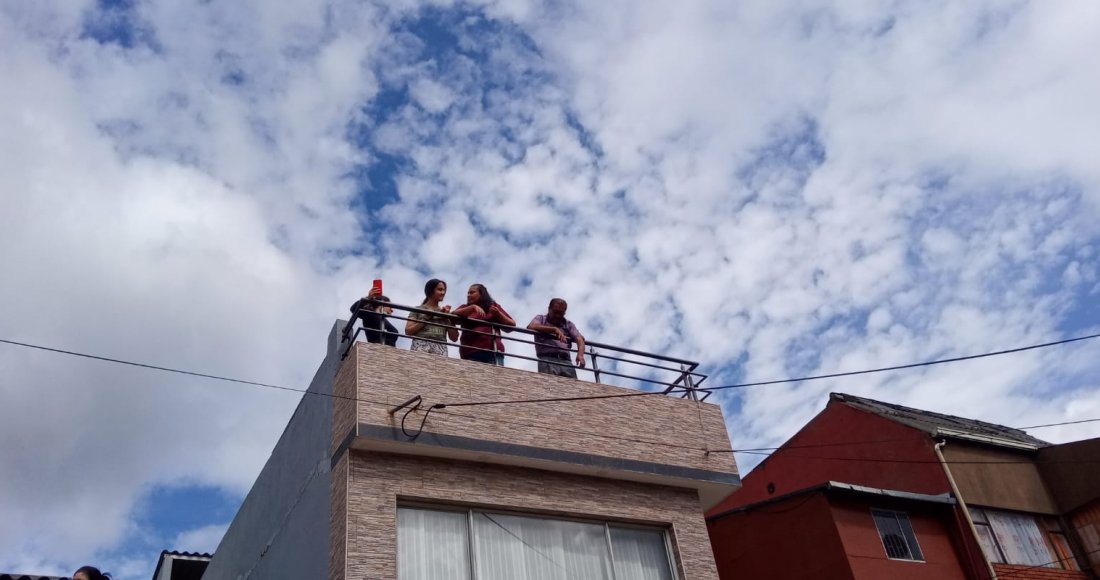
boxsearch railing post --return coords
[680,363,697,401]
[589,345,601,384]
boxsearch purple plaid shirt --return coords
[529,314,582,358]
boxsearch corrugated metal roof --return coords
[830,392,1050,449]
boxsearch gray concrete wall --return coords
[202,321,345,580]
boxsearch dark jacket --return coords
[349,298,398,347]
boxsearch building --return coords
[203,318,740,579]
[707,392,1100,580]
[151,551,211,580]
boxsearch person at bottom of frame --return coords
[349,287,398,346]
[527,297,586,378]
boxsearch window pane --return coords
[398,508,472,580]
[973,524,1005,564]
[473,512,613,580]
[1049,532,1078,570]
[871,510,921,560]
[987,511,1056,567]
[610,527,674,580]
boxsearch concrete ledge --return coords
[334,423,741,510]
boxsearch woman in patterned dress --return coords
[405,278,458,355]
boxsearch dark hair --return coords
[549,298,567,309]
[74,566,111,580]
[422,278,446,304]
[471,283,494,311]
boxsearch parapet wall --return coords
[332,342,739,506]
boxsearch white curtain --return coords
[473,512,613,580]
[398,507,675,580]
[398,508,472,580]
[610,527,675,580]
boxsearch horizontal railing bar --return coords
[355,301,702,367]
[344,300,710,395]
[365,333,693,393]
[372,310,706,379]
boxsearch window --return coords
[397,506,677,580]
[969,508,1005,564]
[871,510,924,561]
[968,507,1076,569]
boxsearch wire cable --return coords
[433,331,1100,408]
[994,548,1100,579]
[4,336,1099,462]
[695,331,1100,394]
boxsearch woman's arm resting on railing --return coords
[452,304,484,317]
[490,304,516,328]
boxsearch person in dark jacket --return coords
[349,287,398,346]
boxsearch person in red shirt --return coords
[453,283,515,364]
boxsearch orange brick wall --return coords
[340,450,721,580]
[991,563,1087,580]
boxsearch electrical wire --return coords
[0,337,712,452]
[433,331,1100,408]
[694,331,1100,394]
[729,451,1100,465]
[994,548,1100,579]
[4,336,1100,462]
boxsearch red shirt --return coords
[458,303,512,358]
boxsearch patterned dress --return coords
[408,305,451,356]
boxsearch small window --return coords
[871,509,924,561]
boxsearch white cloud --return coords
[2,0,1100,577]
[172,523,229,554]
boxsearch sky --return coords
[2,0,1099,577]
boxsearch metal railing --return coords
[340,299,711,401]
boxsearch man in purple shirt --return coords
[527,298,586,378]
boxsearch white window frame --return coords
[870,509,925,562]
[397,504,680,580]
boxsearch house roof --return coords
[708,480,956,521]
[150,550,213,580]
[830,392,1050,450]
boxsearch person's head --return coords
[547,298,568,323]
[467,284,493,310]
[423,279,447,305]
[73,566,110,580]
[374,295,392,315]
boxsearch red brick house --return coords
[707,392,1100,580]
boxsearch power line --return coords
[0,338,327,398]
[707,417,1100,456]
[995,548,1100,579]
[0,337,708,453]
[4,336,1100,463]
[728,451,1100,465]
[695,331,1100,395]
[434,331,1100,408]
